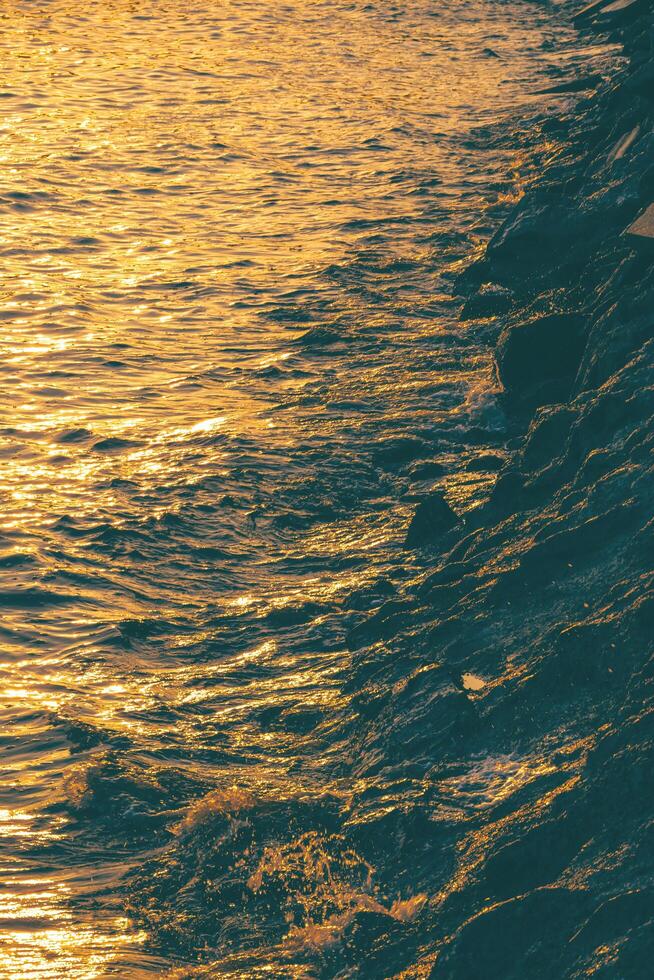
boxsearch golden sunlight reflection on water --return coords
[0,0,586,975]
[0,806,152,979]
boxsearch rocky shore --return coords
[114,6,654,977]
[342,2,654,976]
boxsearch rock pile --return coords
[345,2,654,976]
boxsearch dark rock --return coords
[517,503,637,583]
[482,819,585,902]
[346,599,414,650]
[488,467,523,513]
[464,452,505,472]
[373,435,431,469]
[92,436,141,452]
[459,425,505,446]
[355,664,477,773]
[345,577,397,611]
[404,492,459,548]
[433,887,588,980]
[495,311,588,407]
[599,0,653,29]
[455,256,493,291]
[535,75,602,95]
[264,600,328,627]
[408,459,447,480]
[520,404,576,470]
[56,427,92,443]
[626,60,654,99]
[570,888,654,956]
[573,0,614,24]
[460,282,514,320]
[486,193,572,265]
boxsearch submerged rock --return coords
[373,434,431,469]
[535,74,602,94]
[296,324,347,347]
[408,458,447,480]
[519,404,576,469]
[464,452,505,472]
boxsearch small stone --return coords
[462,673,486,691]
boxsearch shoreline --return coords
[353,1,654,974]
[125,6,654,977]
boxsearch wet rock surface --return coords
[404,492,460,548]
[495,310,588,407]
[341,5,654,974]
[270,5,654,976]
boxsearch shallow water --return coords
[0,1,605,976]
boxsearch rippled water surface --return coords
[0,2,596,976]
